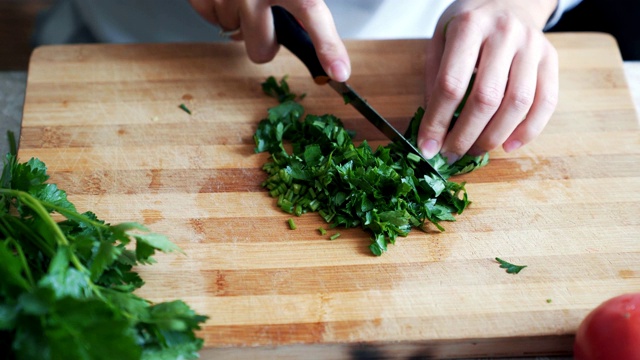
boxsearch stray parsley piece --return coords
[318,227,327,235]
[546,298,553,304]
[329,233,341,241]
[495,257,528,274]
[255,76,488,256]
[262,75,305,103]
[0,154,208,359]
[179,103,192,115]
[288,218,297,230]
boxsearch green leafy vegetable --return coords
[179,103,192,115]
[288,218,297,230]
[254,76,488,255]
[0,151,208,359]
[495,257,528,274]
[329,233,341,241]
[262,75,305,103]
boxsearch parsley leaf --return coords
[495,257,528,274]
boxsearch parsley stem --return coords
[0,189,86,273]
[1,215,55,257]
[7,130,17,156]
[8,237,35,287]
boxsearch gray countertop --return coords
[0,71,27,159]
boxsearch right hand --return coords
[188,0,351,82]
[417,0,560,163]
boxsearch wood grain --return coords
[18,33,640,358]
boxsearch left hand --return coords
[188,0,351,82]
[417,0,560,163]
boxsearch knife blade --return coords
[271,6,446,181]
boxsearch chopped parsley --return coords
[179,103,192,114]
[255,76,488,256]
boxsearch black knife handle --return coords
[272,6,329,84]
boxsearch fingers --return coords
[188,0,350,82]
[418,13,482,160]
[441,16,522,162]
[470,33,542,155]
[503,43,559,152]
[239,1,278,63]
[275,0,350,81]
[418,4,559,163]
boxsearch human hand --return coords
[188,0,350,82]
[418,0,560,163]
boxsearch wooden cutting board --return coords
[18,33,640,358]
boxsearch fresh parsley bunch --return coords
[0,147,207,359]
[255,77,488,256]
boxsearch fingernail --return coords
[328,60,350,82]
[418,139,439,159]
[503,140,523,153]
[441,151,460,165]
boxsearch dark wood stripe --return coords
[47,168,267,194]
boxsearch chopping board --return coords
[18,33,640,358]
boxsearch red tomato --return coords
[574,293,640,360]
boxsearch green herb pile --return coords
[0,142,208,359]
[255,77,488,255]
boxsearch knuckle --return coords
[456,11,479,28]
[449,134,477,154]
[494,14,515,33]
[508,87,535,111]
[451,11,483,37]
[478,134,502,152]
[472,84,503,110]
[419,115,449,137]
[437,74,468,101]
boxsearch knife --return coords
[271,6,446,182]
